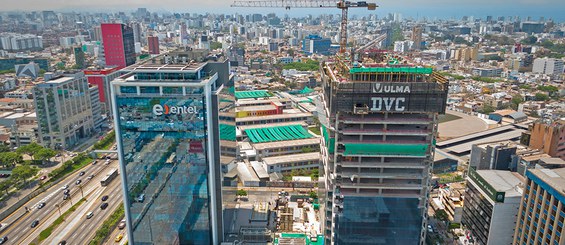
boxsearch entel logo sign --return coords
[153,104,198,116]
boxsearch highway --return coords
[48,173,123,245]
[0,158,117,244]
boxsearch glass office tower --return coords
[111,55,230,244]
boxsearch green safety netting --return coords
[299,86,314,94]
[349,67,433,74]
[235,90,272,99]
[343,143,428,156]
[219,124,236,141]
[245,125,313,143]
[322,125,335,154]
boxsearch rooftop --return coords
[236,112,312,123]
[528,168,565,202]
[476,170,524,198]
[235,90,273,100]
[40,76,75,85]
[263,152,320,166]
[253,138,320,150]
[245,125,314,143]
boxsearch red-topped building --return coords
[85,67,122,116]
[148,36,160,55]
[101,23,136,68]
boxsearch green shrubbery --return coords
[47,153,93,183]
[38,198,86,242]
[283,59,319,71]
[89,205,124,245]
[93,131,116,150]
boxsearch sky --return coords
[2,0,564,22]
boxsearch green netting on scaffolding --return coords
[343,143,428,156]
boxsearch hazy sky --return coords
[2,0,564,21]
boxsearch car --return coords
[101,195,109,201]
[137,194,145,203]
[79,171,85,176]
[37,202,46,209]
[63,189,70,195]
[86,211,93,219]
[0,236,7,244]
[105,159,111,165]
[115,234,123,242]
[75,180,81,185]
[56,153,61,157]
[63,194,69,200]
[87,174,94,180]
[31,220,39,228]
[40,175,47,181]
[71,153,77,157]
[63,184,69,190]
[118,219,126,229]
[100,202,108,210]
[58,241,66,245]
[91,160,97,165]
[427,224,434,233]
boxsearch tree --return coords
[16,142,43,160]
[510,95,524,110]
[534,93,550,101]
[10,164,38,184]
[288,48,295,57]
[0,152,23,168]
[0,179,12,194]
[309,191,318,199]
[0,144,10,153]
[35,148,57,164]
[210,41,222,50]
[236,189,248,196]
[521,36,537,45]
[434,209,449,222]
[479,104,495,114]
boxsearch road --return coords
[107,221,128,245]
[49,174,123,245]
[0,158,117,244]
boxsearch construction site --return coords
[318,49,448,244]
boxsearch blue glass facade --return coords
[335,196,423,245]
[115,95,215,244]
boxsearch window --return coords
[140,86,159,94]
[120,86,137,94]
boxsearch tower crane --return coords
[231,0,378,54]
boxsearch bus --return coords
[100,168,119,186]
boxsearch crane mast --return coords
[231,0,377,54]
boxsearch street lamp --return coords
[79,184,84,198]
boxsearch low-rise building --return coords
[439,183,465,223]
[462,168,524,245]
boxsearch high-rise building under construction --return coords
[319,52,448,244]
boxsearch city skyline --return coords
[1,0,565,22]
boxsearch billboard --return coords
[330,81,448,114]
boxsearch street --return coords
[0,159,116,244]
